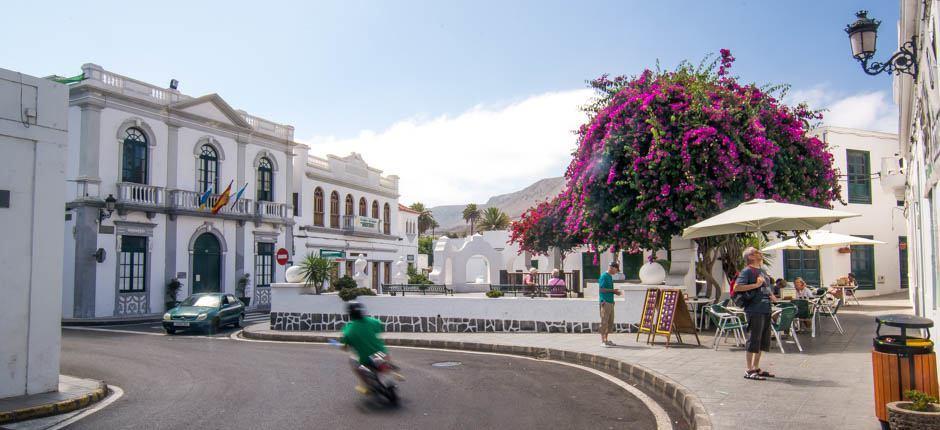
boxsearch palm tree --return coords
[462,203,481,235]
[409,202,436,235]
[477,207,510,232]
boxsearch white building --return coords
[62,64,417,320]
[764,127,908,297]
[0,68,68,398]
[896,0,940,331]
[290,147,419,289]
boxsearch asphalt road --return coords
[59,328,659,430]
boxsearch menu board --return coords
[636,288,660,343]
[650,289,701,348]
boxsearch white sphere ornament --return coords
[285,265,304,283]
[639,262,666,285]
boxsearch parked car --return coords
[162,293,245,334]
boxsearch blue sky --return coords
[0,1,901,205]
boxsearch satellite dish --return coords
[94,248,106,263]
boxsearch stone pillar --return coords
[236,138,246,275]
[665,237,696,294]
[163,122,180,306]
[72,100,105,318]
[284,145,295,255]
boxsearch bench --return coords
[489,284,567,298]
[382,284,453,296]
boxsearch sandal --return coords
[755,368,775,378]
[744,370,766,381]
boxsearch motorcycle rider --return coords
[340,301,393,394]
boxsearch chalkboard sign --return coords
[636,288,661,344]
[650,289,701,348]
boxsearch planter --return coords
[239,297,251,307]
[639,261,666,284]
[165,301,179,311]
[887,401,940,430]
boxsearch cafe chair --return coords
[815,296,845,335]
[771,306,803,353]
[706,304,746,351]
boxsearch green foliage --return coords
[477,207,510,232]
[905,390,939,412]
[407,266,433,285]
[338,287,376,301]
[462,203,481,235]
[299,254,333,294]
[418,235,435,266]
[410,202,438,235]
[333,275,358,290]
[486,290,504,298]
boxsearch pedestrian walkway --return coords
[246,293,914,430]
[0,375,107,425]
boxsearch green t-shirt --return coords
[598,272,615,303]
[341,317,387,364]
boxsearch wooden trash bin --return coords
[872,315,938,428]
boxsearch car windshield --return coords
[181,295,220,308]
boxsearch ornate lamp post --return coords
[845,10,918,78]
[99,194,117,222]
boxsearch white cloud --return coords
[786,85,898,133]
[304,89,593,207]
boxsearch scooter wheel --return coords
[385,386,399,405]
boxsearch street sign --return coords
[320,249,345,259]
[276,248,289,266]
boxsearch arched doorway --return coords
[192,233,222,294]
[466,255,490,284]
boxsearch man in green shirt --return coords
[340,301,390,392]
[598,262,621,347]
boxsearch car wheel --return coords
[165,328,176,335]
[234,313,244,328]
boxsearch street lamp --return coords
[845,10,917,78]
[99,194,117,222]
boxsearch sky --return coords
[0,1,901,206]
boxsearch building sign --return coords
[320,249,345,259]
[357,216,379,229]
[407,254,415,262]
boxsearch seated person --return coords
[773,278,787,298]
[523,267,539,296]
[793,277,814,299]
[547,269,567,297]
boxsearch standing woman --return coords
[735,247,777,381]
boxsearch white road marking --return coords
[3,385,124,430]
[63,327,165,336]
[232,332,673,430]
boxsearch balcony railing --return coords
[117,182,164,207]
[168,190,255,216]
[257,200,289,219]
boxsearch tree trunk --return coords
[695,240,720,301]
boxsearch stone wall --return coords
[271,312,635,334]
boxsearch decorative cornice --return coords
[304,171,399,199]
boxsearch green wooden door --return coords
[851,235,876,290]
[192,233,221,294]
[621,252,643,281]
[783,249,820,287]
[581,252,600,281]
[900,236,909,289]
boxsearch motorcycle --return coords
[330,340,401,405]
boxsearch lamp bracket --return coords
[860,37,918,78]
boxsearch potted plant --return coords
[338,287,376,301]
[887,390,940,429]
[236,274,251,307]
[165,279,182,310]
[299,254,333,294]
[334,275,358,291]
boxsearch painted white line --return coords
[63,327,165,336]
[47,384,125,430]
[232,333,673,430]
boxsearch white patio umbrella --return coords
[762,230,885,251]
[681,199,860,240]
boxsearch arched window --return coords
[197,144,219,194]
[383,203,391,235]
[372,200,379,219]
[313,187,324,226]
[330,191,340,228]
[121,127,148,184]
[359,197,367,217]
[345,194,354,216]
[257,157,273,202]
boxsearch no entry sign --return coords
[276,248,289,266]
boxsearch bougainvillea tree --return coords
[560,50,841,255]
[509,196,583,267]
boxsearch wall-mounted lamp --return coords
[99,194,117,222]
[845,10,918,78]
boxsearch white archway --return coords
[429,235,502,292]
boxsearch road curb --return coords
[242,328,712,430]
[0,381,108,425]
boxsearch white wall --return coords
[0,69,68,398]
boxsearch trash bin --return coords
[872,314,939,428]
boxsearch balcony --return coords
[116,182,164,207]
[880,156,906,201]
[257,200,289,219]
[98,186,290,224]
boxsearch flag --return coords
[230,182,248,208]
[211,180,234,214]
[198,185,214,209]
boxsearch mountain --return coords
[428,177,566,232]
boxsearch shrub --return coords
[333,275,357,290]
[486,290,504,298]
[407,266,433,285]
[339,287,376,302]
[905,390,939,412]
[299,255,333,294]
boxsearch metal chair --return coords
[814,296,845,335]
[706,304,747,350]
[771,306,803,353]
[842,286,860,306]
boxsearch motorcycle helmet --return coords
[347,301,365,320]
